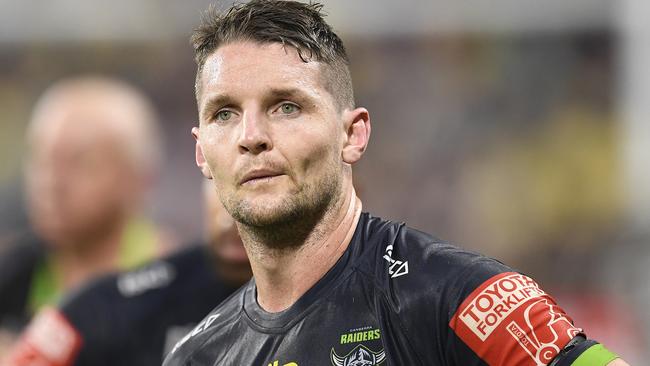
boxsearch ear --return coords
[192,126,213,179]
[341,107,371,164]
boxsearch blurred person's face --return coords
[25,95,140,248]
[193,41,352,230]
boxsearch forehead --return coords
[30,96,127,157]
[199,41,326,103]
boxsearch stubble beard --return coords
[224,164,342,250]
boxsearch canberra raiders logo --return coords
[330,344,386,366]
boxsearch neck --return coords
[240,185,362,313]
[50,220,126,291]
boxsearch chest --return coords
[190,281,425,366]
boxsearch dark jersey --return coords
[164,213,596,366]
[0,234,44,332]
[6,245,241,366]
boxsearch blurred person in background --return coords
[2,180,251,366]
[0,76,169,345]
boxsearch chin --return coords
[237,205,297,227]
[230,194,305,228]
[227,172,340,229]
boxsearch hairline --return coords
[194,40,353,112]
[27,76,162,174]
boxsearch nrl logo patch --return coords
[330,344,386,366]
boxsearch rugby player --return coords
[164,1,629,365]
[0,76,165,337]
[3,181,251,365]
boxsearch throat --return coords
[239,203,325,251]
[244,189,362,313]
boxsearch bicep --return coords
[448,271,582,365]
[607,359,630,366]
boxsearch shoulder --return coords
[0,236,46,328]
[356,214,518,330]
[163,282,248,364]
[392,227,512,306]
[355,213,511,305]
[61,245,211,333]
[114,245,207,298]
[0,236,44,290]
[360,215,586,365]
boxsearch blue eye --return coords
[215,110,232,121]
[280,103,298,114]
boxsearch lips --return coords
[239,169,284,185]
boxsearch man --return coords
[2,181,251,366]
[0,76,166,338]
[165,1,628,365]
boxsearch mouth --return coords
[239,169,285,186]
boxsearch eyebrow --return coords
[199,87,319,121]
[200,94,235,121]
[266,87,314,102]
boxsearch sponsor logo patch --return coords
[450,272,581,365]
[4,307,82,366]
[117,261,175,297]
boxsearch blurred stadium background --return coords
[0,0,648,362]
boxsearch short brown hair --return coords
[191,0,354,110]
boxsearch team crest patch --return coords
[330,344,386,366]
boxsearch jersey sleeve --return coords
[2,273,123,366]
[447,269,584,365]
[2,307,82,366]
[371,220,617,366]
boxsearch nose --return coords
[237,111,272,155]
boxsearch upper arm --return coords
[2,307,82,366]
[446,269,628,366]
[447,271,583,365]
[608,359,630,366]
[379,232,624,365]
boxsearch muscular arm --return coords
[549,336,629,366]
[608,359,630,366]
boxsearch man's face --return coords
[195,41,345,228]
[26,97,137,247]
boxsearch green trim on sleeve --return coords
[572,344,619,366]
